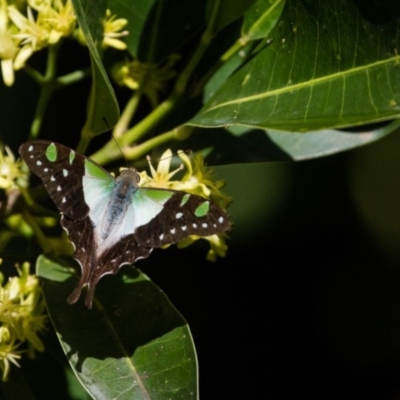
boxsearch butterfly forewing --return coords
[19,140,113,220]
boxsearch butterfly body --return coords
[19,141,231,308]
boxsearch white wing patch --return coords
[131,189,172,228]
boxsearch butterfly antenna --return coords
[102,117,130,168]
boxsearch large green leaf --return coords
[169,120,400,163]
[71,0,119,141]
[203,0,285,103]
[36,256,198,400]
[191,0,400,131]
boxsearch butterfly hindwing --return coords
[61,215,151,309]
[134,188,231,247]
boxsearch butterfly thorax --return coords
[101,169,140,241]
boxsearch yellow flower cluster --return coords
[0,261,47,381]
[138,149,232,261]
[0,145,27,190]
[0,0,128,86]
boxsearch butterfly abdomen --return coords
[102,174,138,240]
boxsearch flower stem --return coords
[123,129,182,161]
[113,91,142,138]
[29,44,60,140]
[90,89,181,164]
[55,67,91,88]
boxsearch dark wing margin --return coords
[19,140,90,219]
[134,189,231,248]
[61,216,152,309]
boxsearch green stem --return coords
[123,129,183,161]
[113,91,142,138]
[90,90,181,164]
[55,67,91,88]
[29,44,60,140]
[21,208,52,254]
[18,186,34,208]
[76,135,91,154]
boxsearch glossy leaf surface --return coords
[37,256,198,400]
[71,0,119,137]
[191,0,400,131]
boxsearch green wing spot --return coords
[63,169,68,177]
[180,194,190,207]
[45,143,57,162]
[85,159,111,181]
[69,150,75,165]
[194,201,210,217]
[143,190,173,202]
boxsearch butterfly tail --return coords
[67,283,84,306]
[62,216,153,309]
[66,267,105,309]
[66,281,97,309]
[62,215,99,308]
[66,257,98,309]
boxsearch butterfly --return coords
[19,141,231,308]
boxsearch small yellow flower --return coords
[140,149,231,260]
[178,233,229,262]
[0,145,28,190]
[176,151,232,209]
[102,8,128,50]
[0,326,22,381]
[0,0,20,86]
[8,4,51,69]
[139,149,184,188]
[42,0,76,44]
[27,0,51,10]
[111,55,180,107]
[0,261,47,379]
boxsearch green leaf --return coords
[36,255,198,400]
[108,0,156,58]
[191,0,400,131]
[202,0,285,103]
[71,0,119,142]
[265,121,400,160]
[171,120,400,163]
[206,0,257,35]
[242,0,286,41]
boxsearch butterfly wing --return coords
[133,188,231,247]
[19,140,114,220]
[61,215,151,309]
